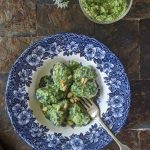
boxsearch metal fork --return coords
[80,98,131,150]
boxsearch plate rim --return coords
[5,33,131,150]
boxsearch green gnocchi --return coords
[35,61,99,127]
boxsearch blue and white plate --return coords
[6,33,131,150]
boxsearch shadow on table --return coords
[0,140,13,150]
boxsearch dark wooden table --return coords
[0,0,150,150]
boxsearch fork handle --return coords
[96,117,131,150]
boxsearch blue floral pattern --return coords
[86,124,101,143]
[47,42,62,55]
[12,104,24,117]
[29,124,45,138]
[98,62,114,74]
[84,44,97,60]
[70,135,84,150]
[47,134,61,148]
[111,107,124,118]
[13,86,27,101]
[109,96,124,108]
[17,111,31,125]
[66,41,79,53]
[95,46,106,60]
[18,69,32,86]
[6,33,131,150]
[32,46,45,57]
[62,141,72,150]
[26,54,41,66]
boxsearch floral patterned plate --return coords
[6,33,131,150]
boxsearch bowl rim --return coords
[79,0,133,24]
[5,33,131,150]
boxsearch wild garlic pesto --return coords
[35,61,99,127]
[73,66,97,82]
[68,60,80,71]
[36,84,65,104]
[36,87,49,104]
[53,62,73,91]
[68,103,91,126]
[44,100,69,126]
[71,81,98,99]
[80,0,128,22]
[39,75,53,88]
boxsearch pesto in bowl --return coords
[79,0,133,24]
[35,61,98,127]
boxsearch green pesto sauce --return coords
[39,75,53,88]
[36,83,65,104]
[53,62,73,91]
[68,103,91,126]
[80,0,128,22]
[44,100,69,126]
[71,81,98,99]
[35,61,99,127]
[73,66,97,82]
[68,60,81,72]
